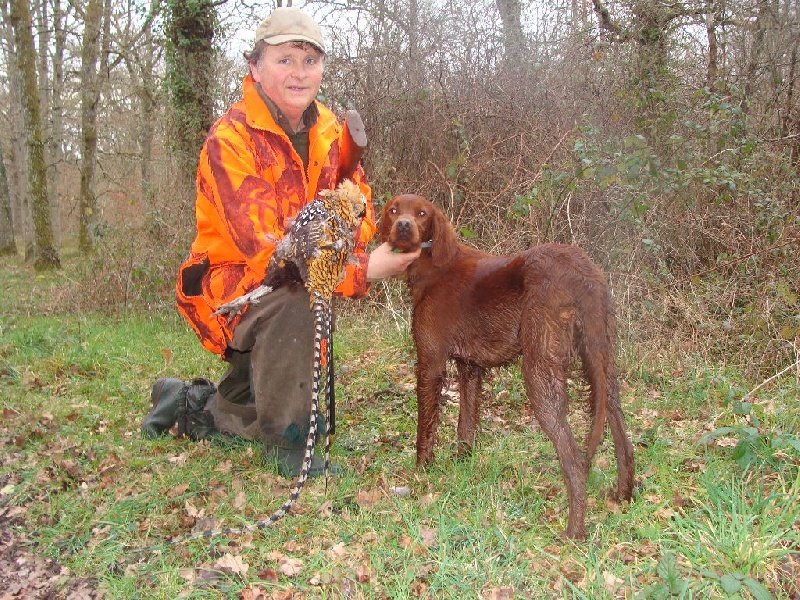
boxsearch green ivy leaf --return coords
[742,577,774,600]
[720,573,741,594]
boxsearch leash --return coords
[327,329,335,435]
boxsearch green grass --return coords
[1,258,798,599]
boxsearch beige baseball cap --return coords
[254,7,325,53]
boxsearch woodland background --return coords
[1,0,798,376]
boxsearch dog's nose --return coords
[396,219,412,236]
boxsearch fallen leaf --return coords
[355,488,382,508]
[484,587,515,599]
[161,348,174,366]
[216,552,249,575]
[278,557,304,577]
[168,453,188,466]
[241,584,268,600]
[328,542,348,559]
[419,526,437,547]
[257,567,279,583]
[184,499,204,518]
[355,563,370,583]
[603,571,624,594]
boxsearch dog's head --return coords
[378,194,432,252]
[379,194,459,265]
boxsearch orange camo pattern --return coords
[319,337,328,366]
[176,75,375,357]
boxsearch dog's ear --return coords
[429,204,459,266]
[377,202,393,243]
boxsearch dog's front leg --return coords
[415,354,446,466]
[456,361,484,456]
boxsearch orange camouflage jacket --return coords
[176,75,376,357]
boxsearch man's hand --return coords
[366,242,421,281]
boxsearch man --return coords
[143,7,419,477]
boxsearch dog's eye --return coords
[417,210,426,217]
[389,207,397,214]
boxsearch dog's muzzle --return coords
[393,218,415,240]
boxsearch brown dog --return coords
[380,194,635,539]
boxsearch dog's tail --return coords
[585,364,608,464]
[580,297,618,464]
[579,280,635,499]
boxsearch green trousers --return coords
[204,282,319,451]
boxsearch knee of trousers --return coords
[234,285,318,447]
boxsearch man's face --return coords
[251,42,324,129]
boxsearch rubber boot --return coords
[176,378,217,440]
[142,378,187,438]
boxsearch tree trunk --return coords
[705,0,719,90]
[138,71,157,207]
[8,0,60,269]
[496,0,527,64]
[51,0,66,245]
[35,0,61,246]
[0,142,16,256]
[785,43,798,168]
[78,0,103,254]
[1,0,32,258]
[743,0,769,114]
[164,0,216,211]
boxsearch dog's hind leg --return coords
[605,373,635,501]
[524,367,589,539]
[455,362,485,456]
[522,308,590,538]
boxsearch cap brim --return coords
[262,33,325,52]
